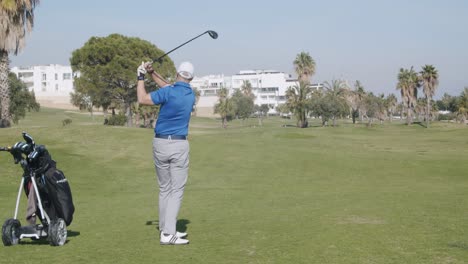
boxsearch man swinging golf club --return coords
[137,61,195,245]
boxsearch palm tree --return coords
[397,67,420,125]
[286,52,316,128]
[0,0,39,127]
[344,80,366,124]
[420,65,439,128]
[385,93,398,122]
[285,81,311,128]
[240,80,255,102]
[354,81,367,122]
[293,52,316,83]
[214,88,233,128]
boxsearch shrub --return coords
[438,113,456,121]
[62,118,73,126]
[105,114,127,126]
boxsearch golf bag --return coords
[24,145,75,226]
[42,165,74,226]
[1,132,73,246]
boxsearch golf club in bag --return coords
[1,132,75,247]
[149,30,218,83]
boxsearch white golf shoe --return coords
[160,233,189,245]
[160,230,187,238]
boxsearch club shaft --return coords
[153,31,208,63]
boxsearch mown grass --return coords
[0,109,467,264]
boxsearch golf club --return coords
[153,30,218,63]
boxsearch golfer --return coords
[136,61,195,245]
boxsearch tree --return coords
[309,90,333,126]
[70,91,93,114]
[0,73,39,125]
[231,89,254,124]
[70,34,176,127]
[254,104,270,126]
[397,67,420,125]
[285,81,311,128]
[0,0,39,127]
[364,93,379,127]
[214,88,234,128]
[192,87,201,116]
[275,103,290,118]
[456,87,468,124]
[385,93,398,122]
[440,93,453,112]
[293,52,316,83]
[420,65,439,128]
[347,80,368,122]
[241,80,255,99]
[323,80,348,127]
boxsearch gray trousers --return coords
[152,138,189,235]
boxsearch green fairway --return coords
[0,109,467,264]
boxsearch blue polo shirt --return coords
[150,82,195,136]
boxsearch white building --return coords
[192,69,323,116]
[10,64,77,109]
[9,65,324,116]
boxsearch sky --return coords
[9,0,468,99]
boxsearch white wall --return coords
[10,64,76,109]
[193,70,299,115]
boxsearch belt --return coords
[155,134,187,140]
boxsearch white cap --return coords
[177,61,194,79]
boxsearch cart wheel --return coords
[2,219,21,246]
[48,218,67,246]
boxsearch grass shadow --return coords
[68,230,80,237]
[146,219,191,233]
[19,239,50,246]
[413,121,427,128]
[448,241,468,250]
[176,219,190,233]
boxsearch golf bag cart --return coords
[1,132,74,246]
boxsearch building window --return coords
[55,84,59,91]
[63,73,72,80]
[41,82,47,92]
[42,73,46,81]
[55,73,58,80]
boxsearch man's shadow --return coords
[146,219,190,233]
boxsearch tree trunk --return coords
[135,112,140,127]
[0,50,12,127]
[222,116,227,128]
[426,98,430,128]
[125,103,133,127]
[406,106,411,125]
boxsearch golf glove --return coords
[137,62,147,80]
[144,61,154,74]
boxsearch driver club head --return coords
[207,30,218,39]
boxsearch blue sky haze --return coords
[10,0,468,98]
